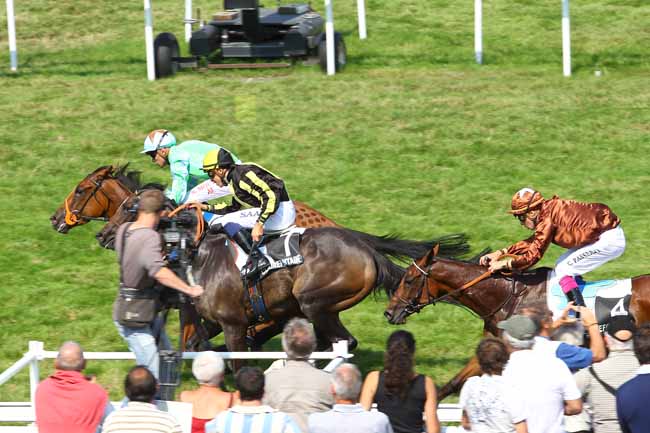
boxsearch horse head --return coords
[50,164,140,234]
[384,245,459,325]
[95,184,172,249]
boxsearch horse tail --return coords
[369,248,407,297]
[341,229,470,262]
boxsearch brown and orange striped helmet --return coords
[508,188,544,215]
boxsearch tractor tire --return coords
[154,32,180,78]
[318,32,346,73]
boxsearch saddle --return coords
[226,226,305,285]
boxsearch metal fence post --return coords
[28,341,43,404]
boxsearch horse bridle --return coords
[401,260,523,320]
[64,175,117,225]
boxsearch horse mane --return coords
[109,163,143,192]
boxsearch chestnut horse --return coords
[383,248,650,400]
[50,165,340,241]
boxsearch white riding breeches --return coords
[554,226,626,278]
[185,179,232,203]
[207,200,296,232]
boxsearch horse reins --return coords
[168,203,205,243]
[408,254,525,320]
[64,177,114,225]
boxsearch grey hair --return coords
[192,351,225,385]
[552,324,585,347]
[503,331,535,350]
[606,334,634,352]
[332,363,362,401]
[282,318,316,360]
[55,341,85,371]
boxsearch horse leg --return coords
[223,323,250,372]
[630,276,650,325]
[309,313,358,351]
[438,355,481,401]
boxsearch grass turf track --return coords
[0,0,649,402]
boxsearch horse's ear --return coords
[433,244,440,257]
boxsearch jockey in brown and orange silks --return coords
[479,188,626,307]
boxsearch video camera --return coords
[157,211,198,306]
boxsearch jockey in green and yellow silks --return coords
[142,129,241,204]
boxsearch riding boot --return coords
[232,230,266,282]
[231,229,255,254]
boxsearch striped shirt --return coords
[102,401,182,433]
[574,349,639,433]
[205,405,301,433]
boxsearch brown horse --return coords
[50,165,340,241]
[190,226,469,360]
[383,248,650,400]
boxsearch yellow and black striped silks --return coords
[205,164,290,223]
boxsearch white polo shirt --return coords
[503,349,581,433]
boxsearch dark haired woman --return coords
[459,337,528,433]
[360,330,440,433]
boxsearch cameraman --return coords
[113,189,203,379]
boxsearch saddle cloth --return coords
[546,270,632,332]
[231,226,305,279]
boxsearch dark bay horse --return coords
[383,248,650,400]
[50,165,340,241]
[192,228,469,358]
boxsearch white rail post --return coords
[144,0,156,81]
[28,341,43,404]
[474,0,483,64]
[324,0,335,75]
[356,0,367,40]
[561,0,571,76]
[323,340,349,372]
[184,0,193,42]
[6,0,17,71]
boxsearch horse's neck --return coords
[436,260,512,318]
[105,179,134,214]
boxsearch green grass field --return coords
[1,0,649,403]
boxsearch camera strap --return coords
[119,223,134,287]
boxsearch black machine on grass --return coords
[154,0,346,77]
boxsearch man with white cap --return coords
[141,129,241,204]
[499,314,582,433]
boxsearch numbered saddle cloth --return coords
[231,227,305,280]
[546,270,632,332]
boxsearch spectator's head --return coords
[633,323,650,365]
[476,337,509,375]
[518,306,552,332]
[331,363,362,403]
[192,351,225,386]
[606,315,635,351]
[281,318,317,360]
[384,330,416,399]
[55,341,86,372]
[125,366,158,403]
[138,189,165,215]
[235,367,265,402]
[498,315,538,350]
